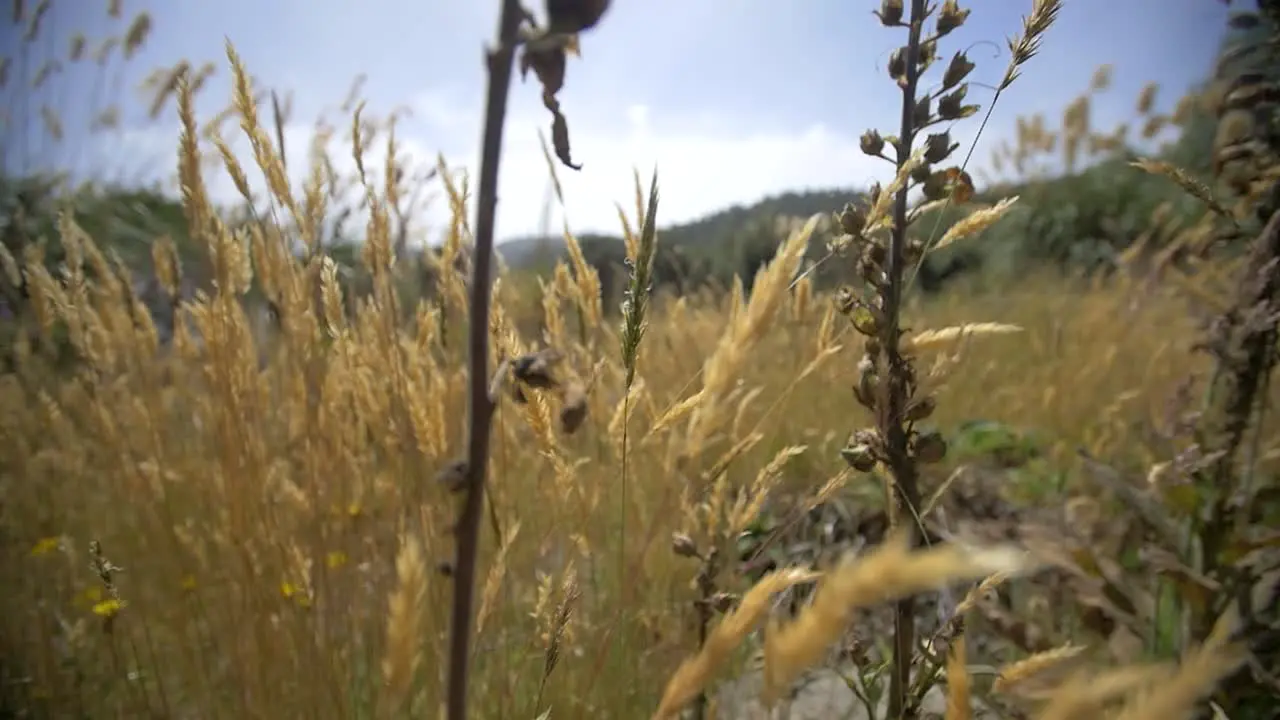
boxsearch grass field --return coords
[3,0,1279,718]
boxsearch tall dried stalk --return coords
[825,1,1059,716]
[445,2,525,718]
[447,1,611,717]
[881,3,930,715]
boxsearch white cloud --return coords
[99,93,907,246]
[97,76,1177,249]
[426,100,903,242]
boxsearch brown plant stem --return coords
[1200,203,1280,572]
[446,2,525,719]
[1199,203,1280,715]
[884,0,929,717]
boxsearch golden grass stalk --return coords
[867,145,930,234]
[122,11,151,59]
[1034,664,1176,720]
[992,643,1089,698]
[651,567,822,720]
[1110,636,1249,720]
[620,171,660,388]
[21,0,48,41]
[944,632,971,720]
[727,444,807,538]
[536,564,581,707]
[1001,0,1064,90]
[932,196,1020,252]
[382,533,428,712]
[1130,158,1234,221]
[761,531,1034,706]
[684,214,819,455]
[474,520,521,639]
[39,105,62,142]
[902,322,1024,353]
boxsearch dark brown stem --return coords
[885,0,929,718]
[445,2,524,719]
[1198,204,1280,715]
[691,603,710,720]
[1200,204,1280,573]
[690,549,719,720]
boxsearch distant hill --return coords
[497,187,856,271]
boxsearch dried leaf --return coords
[518,42,583,171]
[520,45,566,96]
[944,167,975,202]
[559,380,587,434]
[512,348,564,390]
[545,0,611,34]
[549,101,580,170]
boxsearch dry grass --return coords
[3,2,1279,720]
[3,148,1268,716]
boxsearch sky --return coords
[0,0,1237,245]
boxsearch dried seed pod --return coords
[864,241,887,266]
[835,286,857,315]
[671,532,700,559]
[864,336,882,357]
[912,95,932,127]
[888,47,906,79]
[860,130,885,158]
[937,0,971,35]
[942,52,976,91]
[924,131,958,164]
[851,428,881,447]
[850,302,884,337]
[841,428,882,472]
[905,395,937,422]
[922,171,951,202]
[918,39,938,69]
[876,0,904,25]
[859,255,884,286]
[938,86,972,121]
[914,430,948,464]
[854,357,878,409]
[841,442,878,472]
[838,201,868,237]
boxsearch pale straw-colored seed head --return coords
[932,196,1020,252]
[381,533,427,709]
[901,322,1024,353]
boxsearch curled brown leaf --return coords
[559,380,588,434]
[517,14,595,170]
[544,0,611,34]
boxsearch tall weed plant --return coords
[2,1,1279,719]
